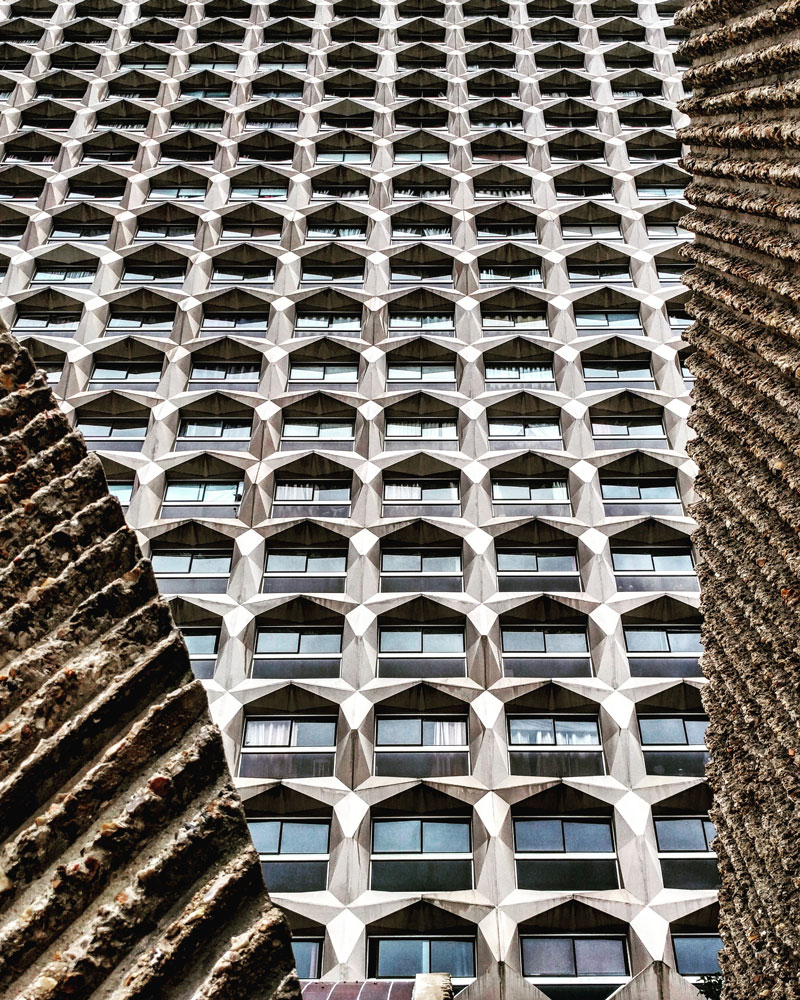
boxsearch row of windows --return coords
[78,352,688,385]
[0,258,692,296]
[6,73,678,104]
[113,472,686,511]
[236,711,709,780]
[2,214,690,250]
[14,305,691,342]
[3,1,681,23]
[246,811,716,894]
[291,932,719,986]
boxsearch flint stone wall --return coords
[678,3,800,997]
[0,331,301,1000]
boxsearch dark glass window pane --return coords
[248,819,280,853]
[673,936,721,975]
[373,819,421,853]
[523,937,575,975]
[422,820,470,853]
[293,940,321,979]
[430,940,474,978]
[563,820,613,853]
[574,939,626,976]
[376,939,426,977]
[640,718,687,744]
[293,720,336,746]
[515,818,563,851]
[377,718,421,744]
[282,821,330,853]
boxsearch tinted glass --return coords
[563,820,614,852]
[423,820,470,853]
[373,819,421,853]
[522,937,575,975]
[376,939,426,977]
[574,938,626,975]
[655,818,708,852]
[673,936,721,975]
[293,940,321,979]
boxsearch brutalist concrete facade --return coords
[0,0,717,992]
[678,1,800,998]
[0,331,301,1000]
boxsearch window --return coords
[289,362,358,383]
[514,816,618,890]
[230,183,288,200]
[370,938,475,982]
[583,359,652,383]
[509,716,604,776]
[122,263,185,284]
[387,362,455,383]
[488,417,561,442]
[50,221,111,241]
[521,935,628,984]
[388,312,455,337]
[136,222,196,241]
[254,628,342,676]
[201,313,269,337]
[249,817,330,891]
[272,481,351,507]
[150,184,207,200]
[485,361,553,384]
[294,312,362,337]
[640,715,708,745]
[600,477,682,516]
[76,419,148,440]
[292,939,323,980]
[672,936,722,977]
[640,714,709,777]
[374,715,469,777]
[502,624,589,656]
[179,418,251,440]
[624,625,703,677]
[497,550,578,575]
[656,816,719,889]
[107,313,175,336]
[239,716,337,778]
[282,418,354,440]
[379,626,466,677]
[383,480,459,505]
[575,310,641,332]
[381,550,461,575]
[482,311,548,334]
[491,479,569,503]
[33,264,96,284]
[211,262,276,284]
[612,547,694,573]
[264,549,347,575]
[162,480,243,508]
[591,417,665,439]
[385,419,458,440]
[307,220,367,239]
[371,817,472,891]
[151,549,232,576]
[107,480,133,505]
[182,626,220,679]
[190,361,261,385]
[90,362,162,386]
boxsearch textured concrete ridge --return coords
[678,3,800,999]
[0,331,301,1000]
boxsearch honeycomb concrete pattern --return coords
[0,0,714,991]
[678,1,800,997]
[0,332,301,1000]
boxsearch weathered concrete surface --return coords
[0,330,301,999]
[678,2,800,997]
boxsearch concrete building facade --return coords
[0,0,719,991]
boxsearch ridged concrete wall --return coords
[0,330,300,1000]
[678,3,800,998]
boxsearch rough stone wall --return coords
[677,3,800,998]
[0,331,300,1000]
